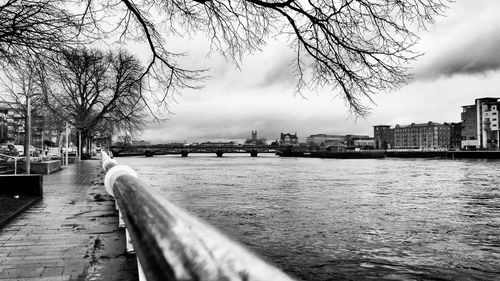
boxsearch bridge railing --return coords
[101,151,294,281]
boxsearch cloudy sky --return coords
[138,1,500,143]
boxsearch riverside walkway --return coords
[0,159,138,281]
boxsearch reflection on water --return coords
[119,155,500,280]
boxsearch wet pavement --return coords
[0,196,39,228]
[0,159,138,281]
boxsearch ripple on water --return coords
[118,155,500,281]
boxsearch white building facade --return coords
[461,97,500,149]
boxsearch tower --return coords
[252,131,257,140]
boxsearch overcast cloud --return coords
[415,15,500,79]
[138,1,500,143]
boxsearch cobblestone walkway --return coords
[0,159,138,281]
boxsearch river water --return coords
[118,154,500,280]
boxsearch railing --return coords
[101,151,294,281]
[0,153,19,175]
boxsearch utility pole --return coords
[25,96,31,174]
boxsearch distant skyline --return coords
[135,1,500,143]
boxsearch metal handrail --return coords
[101,151,294,281]
[0,153,19,175]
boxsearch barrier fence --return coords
[101,151,294,281]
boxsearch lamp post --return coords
[65,122,69,166]
[25,96,31,174]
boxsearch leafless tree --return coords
[0,0,450,115]
[0,60,43,149]
[0,60,42,116]
[0,0,83,63]
[40,47,146,155]
[80,0,450,115]
[0,59,69,154]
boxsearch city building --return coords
[373,125,393,149]
[393,122,451,149]
[447,122,463,149]
[353,138,375,149]
[0,110,7,143]
[0,103,60,147]
[306,134,345,146]
[374,122,455,150]
[461,104,477,149]
[0,105,24,144]
[244,131,266,146]
[461,97,500,149]
[320,140,346,152]
[344,134,373,149]
[279,132,299,146]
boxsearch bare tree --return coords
[0,60,43,149]
[0,60,69,156]
[41,47,146,156]
[0,60,43,116]
[0,0,450,115]
[80,0,450,115]
[0,0,83,63]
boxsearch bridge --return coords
[110,144,282,157]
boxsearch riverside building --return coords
[461,97,500,149]
[373,125,393,149]
[306,134,345,146]
[393,122,450,149]
[244,131,267,146]
[279,132,299,146]
[374,122,455,150]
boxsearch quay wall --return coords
[386,151,500,159]
[0,174,43,197]
[279,150,500,159]
[0,174,43,227]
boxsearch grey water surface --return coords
[118,154,500,281]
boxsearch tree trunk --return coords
[80,132,92,160]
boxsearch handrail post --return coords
[0,154,19,175]
[118,210,125,228]
[126,229,134,254]
[137,258,146,281]
[101,151,141,278]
